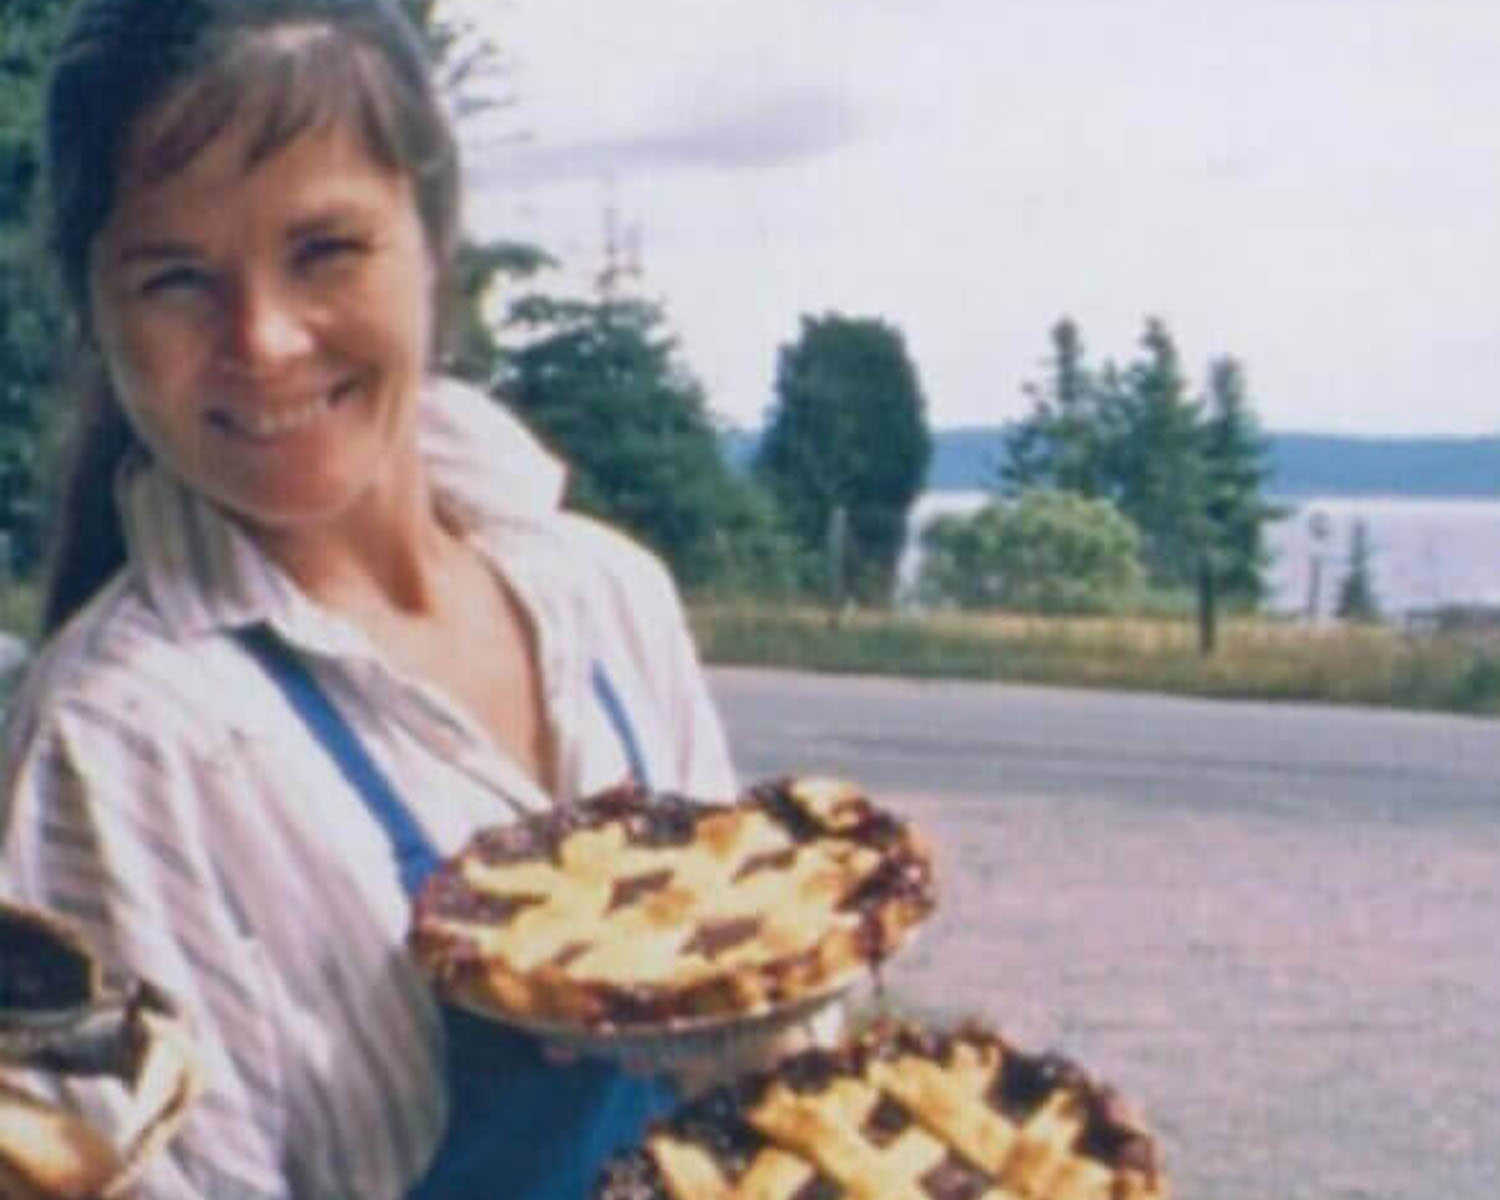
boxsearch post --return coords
[1196,549,1217,656]
[1306,510,1331,623]
[826,504,848,629]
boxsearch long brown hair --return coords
[40,0,463,636]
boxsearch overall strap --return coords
[590,660,651,790]
[236,626,440,896]
[238,627,654,894]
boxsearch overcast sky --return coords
[442,0,1500,436]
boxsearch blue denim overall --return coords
[240,628,676,1199]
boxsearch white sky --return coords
[442,0,1500,436]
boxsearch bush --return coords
[917,489,1144,614]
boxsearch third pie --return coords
[595,1021,1169,1199]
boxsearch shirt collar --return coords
[119,378,569,643]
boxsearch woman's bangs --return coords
[134,29,409,183]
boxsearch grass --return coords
[2,579,1494,717]
[0,579,39,643]
[690,602,1500,716]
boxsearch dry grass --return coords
[691,602,1500,715]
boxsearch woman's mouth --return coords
[213,380,359,441]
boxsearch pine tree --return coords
[1113,318,1209,588]
[1336,519,1380,622]
[1000,317,1114,499]
[1202,357,1278,604]
[503,293,795,593]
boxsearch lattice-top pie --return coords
[1,900,200,1200]
[595,1022,1168,1199]
[409,777,935,1029]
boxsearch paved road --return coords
[709,666,1500,1200]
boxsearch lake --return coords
[906,492,1500,618]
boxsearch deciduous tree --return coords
[756,313,932,604]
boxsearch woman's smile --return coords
[208,375,362,442]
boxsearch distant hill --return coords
[1266,433,1500,498]
[722,427,1500,497]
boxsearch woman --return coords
[1,0,736,1195]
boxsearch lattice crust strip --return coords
[410,778,935,1028]
[594,1023,1169,1200]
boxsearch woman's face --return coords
[88,102,437,536]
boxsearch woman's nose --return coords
[220,277,314,373]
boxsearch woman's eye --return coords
[139,266,213,297]
[295,236,367,271]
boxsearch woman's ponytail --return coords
[40,368,136,636]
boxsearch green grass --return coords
[0,580,40,644]
[691,602,1500,716]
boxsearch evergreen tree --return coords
[503,293,796,593]
[998,315,1277,603]
[1112,318,1209,588]
[0,0,70,575]
[1000,317,1113,499]
[755,313,932,604]
[1201,356,1278,604]
[1336,519,1380,622]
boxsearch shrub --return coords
[917,490,1144,614]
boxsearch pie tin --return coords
[454,973,859,1072]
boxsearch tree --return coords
[502,293,796,594]
[1201,356,1278,605]
[755,313,932,604]
[917,490,1144,613]
[1000,317,1115,499]
[998,315,1280,606]
[1336,519,1380,622]
[0,0,70,575]
[1112,318,1210,588]
[445,239,556,386]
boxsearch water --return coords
[906,492,1500,618]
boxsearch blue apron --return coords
[239,627,676,1199]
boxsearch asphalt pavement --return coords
[709,666,1500,1200]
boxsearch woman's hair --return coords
[40,0,463,635]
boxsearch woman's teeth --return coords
[243,396,331,438]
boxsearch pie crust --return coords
[0,901,201,1200]
[595,1021,1169,1199]
[408,777,936,1030]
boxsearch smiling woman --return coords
[1,1,737,1198]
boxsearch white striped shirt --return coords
[0,379,736,1199]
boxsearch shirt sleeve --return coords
[2,698,291,1200]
